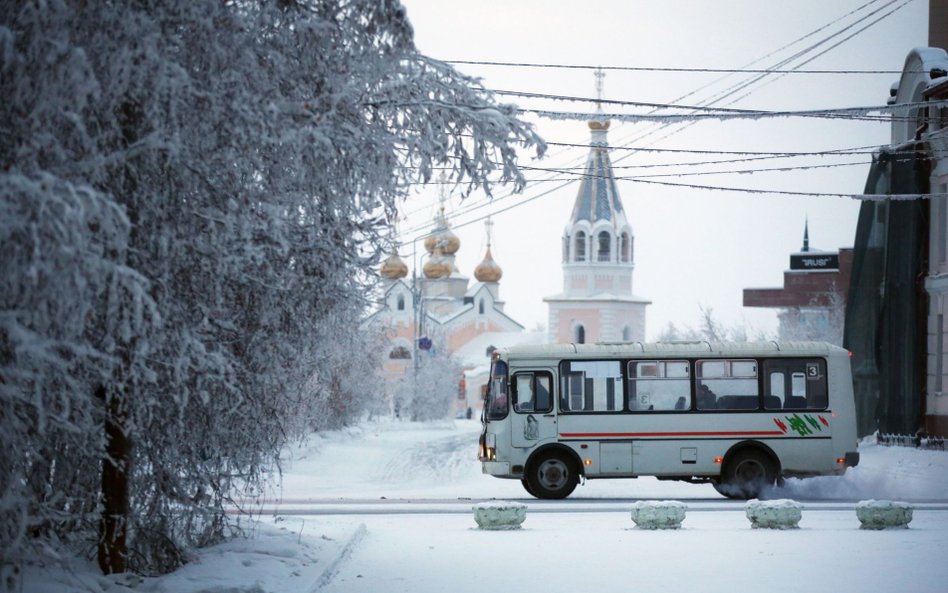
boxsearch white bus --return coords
[478,341,859,499]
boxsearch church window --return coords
[575,232,586,262]
[597,231,611,262]
[620,232,630,262]
[622,326,632,341]
[575,324,586,344]
[478,299,485,314]
[389,346,411,359]
[396,294,405,311]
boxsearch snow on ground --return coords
[21,418,948,592]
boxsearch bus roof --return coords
[497,341,846,360]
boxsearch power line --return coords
[629,177,943,200]
[395,0,913,243]
[445,59,904,75]
[515,100,945,124]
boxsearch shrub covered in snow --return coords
[855,500,914,530]
[473,502,527,530]
[629,501,688,530]
[745,499,803,529]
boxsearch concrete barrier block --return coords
[745,499,803,529]
[855,500,913,530]
[630,501,687,530]
[473,501,527,530]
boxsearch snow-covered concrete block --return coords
[629,501,687,530]
[745,499,803,529]
[473,501,527,530]
[855,500,913,530]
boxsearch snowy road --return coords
[29,419,948,592]
[266,420,948,593]
[289,509,948,593]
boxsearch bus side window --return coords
[560,361,622,412]
[767,371,785,409]
[785,372,807,409]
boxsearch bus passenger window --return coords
[629,360,690,412]
[786,372,808,409]
[560,361,622,412]
[696,359,759,411]
[766,372,785,409]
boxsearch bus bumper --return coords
[482,461,511,477]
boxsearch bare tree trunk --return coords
[97,385,130,574]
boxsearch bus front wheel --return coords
[714,449,777,500]
[526,453,578,499]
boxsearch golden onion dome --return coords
[588,117,610,131]
[379,252,408,280]
[423,231,441,254]
[474,247,503,283]
[423,252,452,279]
[439,228,460,255]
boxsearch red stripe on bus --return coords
[559,431,786,438]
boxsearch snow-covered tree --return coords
[776,290,846,346]
[0,0,543,578]
[391,348,463,422]
[657,306,761,342]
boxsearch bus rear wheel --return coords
[526,453,578,499]
[714,449,777,500]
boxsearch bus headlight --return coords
[486,433,497,460]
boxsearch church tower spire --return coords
[544,68,650,344]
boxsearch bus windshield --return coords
[485,360,508,420]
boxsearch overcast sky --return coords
[394,0,929,339]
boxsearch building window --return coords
[575,324,586,344]
[396,294,405,311]
[622,326,632,341]
[562,236,569,263]
[478,299,485,314]
[620,232,630,262]
[575,231,586,262]
[597,231,611,262]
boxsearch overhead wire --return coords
[395,0,917,243]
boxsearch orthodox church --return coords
[544,76,650,343]
[369,73,650,414]
[366,202,537,414]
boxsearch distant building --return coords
[743,221,852,345]
[366,207,532,416]
[544,74,650,344]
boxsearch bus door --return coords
[510,370,556,448]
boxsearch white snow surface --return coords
[21,419,948,592]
